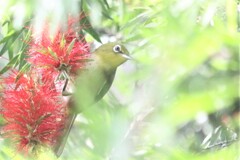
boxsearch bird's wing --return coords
[54,69,116,157]
[94,69,116,102]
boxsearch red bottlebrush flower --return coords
[27,15,91,80]
[0,70,66,154]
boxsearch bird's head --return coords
[94,42,132,69]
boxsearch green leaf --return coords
[15,63,31,84]
[0,53,20,75]
[18,63,31,75]
[120,12,150,31]
[67,38,76,55]
[0,28,24,44]
[0,28,24,57]
[48,47,58,60]
[18,48,27,69]
[96,0,110,14]
[0,30,15,44]
[80,13,102,43]
[102,11,113,20]
[8,47,14,60]
[19,28,31,51]
[101,0,110,9]
[2,20,10,26]
[84,28,102,43]
[0,42,9,57]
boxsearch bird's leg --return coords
[62,70,73,96]
[62,78,68,91]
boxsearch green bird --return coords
[54,42,132,157]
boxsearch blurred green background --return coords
[0,0,239,159]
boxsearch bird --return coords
[54,42,132,157]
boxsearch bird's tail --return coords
[54,113,77,157]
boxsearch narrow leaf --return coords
[0,30,15,44]
[84,27,102,43]
[48,47,58,60]
[0,54,20,75]
[15,63,31,83]
[2,20,10,26]
[102,0,110,9]
[67,38,76,55]
[0,42,9,57]
[18,63,31,74]
[0,28,25,57]
[80,13,102,43]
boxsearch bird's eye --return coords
[113,45,122,53]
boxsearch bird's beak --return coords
[121,53,133,60]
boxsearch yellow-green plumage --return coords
[54,42,131,156]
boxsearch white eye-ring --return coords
[113,45,122,53]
